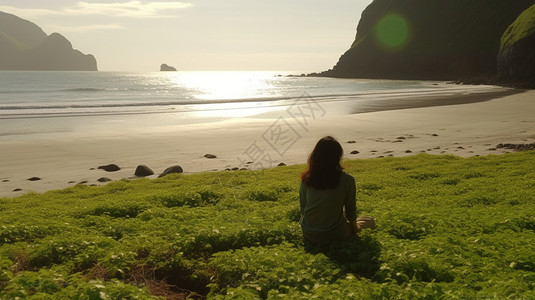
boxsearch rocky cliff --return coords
[497,4,535,88]
[0,11,97,71]
[323,0,535,81]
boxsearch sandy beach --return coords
[1,86,534,198]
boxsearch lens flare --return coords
[375,13,410,50]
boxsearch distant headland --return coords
[0,11,97,71]
[319,0,535,88]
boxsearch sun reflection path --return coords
[154,71,290,118]
[165,71,281,100]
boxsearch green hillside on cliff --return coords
[497,4,535,88]
[324,0,535,80]
[501,4,535,49]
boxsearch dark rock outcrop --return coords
[97,164,121,172]
[158,165,184,178]
[322,0,535,80]
[160,63,177,71]
[0,11,97,71]
[496,143,535,151]
[135,165,154,177]
[497,4,535,88]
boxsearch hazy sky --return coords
[0,1,372,72]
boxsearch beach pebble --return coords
[347,140,356,144]
[397,136,406,140]
[27,177,41,181]
[98,164,121,172]
[13,188,22,192]
[78,181,88,185]
[457,146,465,149]
[231,167,239,171]
[350,150,360,154]
[2,179,8,182]
[158,165,184,178]
[97,177,112,183]
[277,162,286,166]
[405,150,413,153]
[204,154,217,159]
[68,181,76,184]
[432,134,439,136]
[135,165,154,177]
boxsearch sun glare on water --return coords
[161,71,287,118]
[166,71,280,100]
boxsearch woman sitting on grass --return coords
[299,136,374,244]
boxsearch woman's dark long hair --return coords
[301,136,344,189]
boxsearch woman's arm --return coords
[299,182,306,216]
[350,219,361,233]
[344,174,357,223]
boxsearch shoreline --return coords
[1,87,534,198]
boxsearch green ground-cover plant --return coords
[1,152,534,298]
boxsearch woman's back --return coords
[300,172,356,243]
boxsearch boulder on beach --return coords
[97,164,121,172]
[204,154,217,159]
[135,165,154,177]
[97,177,112,183]
[158,165,184,178]
[27,177,41,181]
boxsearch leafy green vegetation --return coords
[501,4,535,49]
[1,152,535,298]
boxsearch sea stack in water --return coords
[498,4,535,88]
[160,63,177,71]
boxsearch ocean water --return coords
[0,71,448,119]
